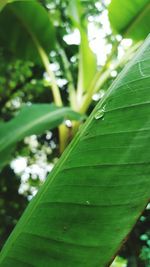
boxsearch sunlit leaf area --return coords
[0,0,150,266]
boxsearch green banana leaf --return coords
[0,104,81,170]
[108,0,150,40]
[0,36,150,266]
[0,1,55,63]
[68,0,96,93]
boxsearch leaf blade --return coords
[0,1,55,63]
[108,0,150,40]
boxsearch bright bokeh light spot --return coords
[11,157,27,173]
[105,0,111,5]
[121,38,133,48]
[65,119,72,128]
[88,22,107,65]
[92,90,105,101]
[111,70,118,77]
[63,29,80,45]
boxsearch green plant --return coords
[0,30,150,267]
[0,0,150,266]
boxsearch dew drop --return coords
[94,106,105,120]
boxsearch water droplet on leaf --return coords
[94,106,105,120]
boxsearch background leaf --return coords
[0,1,55,63]
[68,0,96,93]
[0,104,81,169]
[108,0,150,40]
[78,29,97,93]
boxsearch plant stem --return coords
[56,46,79,152]
[76,32,85,109]
[36,43,69,154]
[59,124,70,154]
[36,45,63,106]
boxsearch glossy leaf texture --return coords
[108,0,150,40]
[0,104,81,170]
[0,1,55,63]
[0,36,150,267]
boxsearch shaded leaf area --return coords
[109,0,150,40]
[0,104,81,169]
[0,1,55,63]
[0,36,150,266]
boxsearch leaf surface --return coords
[0,104,80,169]
[109,0,150,40]
[0,37,150,266]
[0,1,55,63]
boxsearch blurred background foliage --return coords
[0,0,150,266]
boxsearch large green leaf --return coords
[0,104,81,169]
[0,36,150,266]
[109,0,150,40]
[0,1,55,63]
